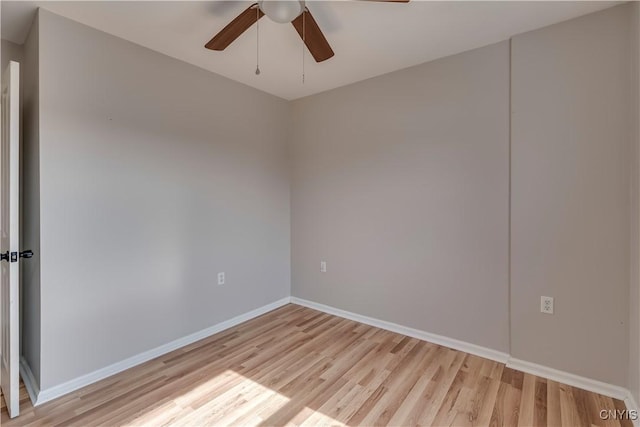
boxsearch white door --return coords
[1,60,20,418]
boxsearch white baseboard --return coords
[506,358,628,400]
[19,357,40,406]
[34,297,291,406]
[290,297,510,364]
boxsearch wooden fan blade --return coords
[205,4,264,51]
[292,9,334,63]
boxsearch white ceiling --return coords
[1,1,620,100]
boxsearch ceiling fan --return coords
[205,0,409,63]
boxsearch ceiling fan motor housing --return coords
[258,1,305,23]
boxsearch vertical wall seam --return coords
[507,37,513,357]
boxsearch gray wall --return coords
[21,14,41,386]
[510,5,633,386]
[631,1,640,405]
[36,10,291,389]
[290,41,511,353]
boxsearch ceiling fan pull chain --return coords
[255,5,261,75]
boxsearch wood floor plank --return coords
[559,384,584,427]
[1,304,632,426]
[474,375,503,426]
[415,350,467,426]
[517,373,536,426]
[547,379,563,427]
[533,376,547,427]
[613,398,634,427]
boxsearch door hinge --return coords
[10,252,17,262]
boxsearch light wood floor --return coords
[0,304,633,426]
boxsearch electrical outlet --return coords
[320,261,327,273]
[217,272,225,286]
[541,296,554,314]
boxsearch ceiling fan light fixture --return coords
[258,0,305,24]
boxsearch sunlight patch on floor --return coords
[295,406,346,427]
[125,370,291,426]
